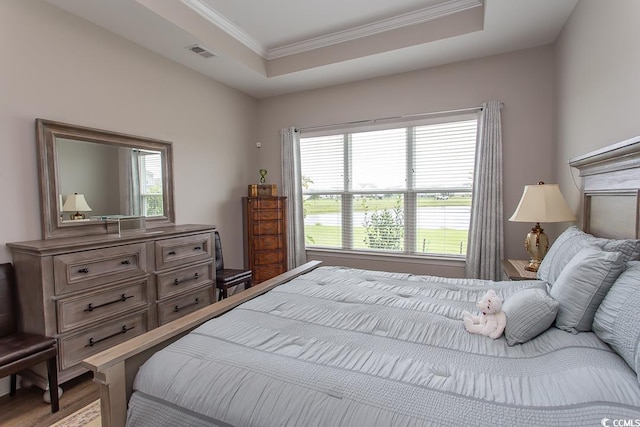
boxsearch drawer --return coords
[157,285,213,326]
[254,264,285,284]
[53,243,147,294]
[253,235,285,251]
[249,198,284,210]
[58,311,147,370]
[155,233,213,271]
[252,220,284,236]
[156,261,214,299]
[251,209,284,221]
[255,250,285,266]
[56,278,149,333]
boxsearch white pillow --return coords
[549,245,625,333]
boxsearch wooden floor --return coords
[0,373,99,427]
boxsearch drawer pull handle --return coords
[174,297,200,313]
[84,294,134,312]
[78,268,89,274]
[85,325,134,348]
[173,272,199,286]
[167,251,176,255]
[121,260,131,265]
[194,246,202,251]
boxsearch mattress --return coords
[127,266,640,426]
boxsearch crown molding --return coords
[181,0,482,60]
[268,0,483,59]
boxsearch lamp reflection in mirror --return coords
[509,182,576,272]
[62,193,92,220]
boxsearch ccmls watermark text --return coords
[601,418,640,427]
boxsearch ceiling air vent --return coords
[186,44,218,58]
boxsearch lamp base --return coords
[524,260,542,272]
[69,212,86,220]
[523,223,549,273]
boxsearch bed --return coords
[83,136,640,426]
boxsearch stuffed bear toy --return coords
[462,289,506,339]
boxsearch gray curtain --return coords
[465,101,504,280]
[281,127,307,268]
[118,148,141,216]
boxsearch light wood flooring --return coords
[0,373,98,427]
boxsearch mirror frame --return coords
[36,119,175,239]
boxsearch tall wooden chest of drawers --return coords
[242,197,287,284]
[7,224,216,389]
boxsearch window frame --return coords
[300,113,478,259]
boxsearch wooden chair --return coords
[0,263,59,413]
[214,231,253,300]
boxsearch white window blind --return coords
[352,128,406,190]
[300,115,477,257]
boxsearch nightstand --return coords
[501,259,538,281]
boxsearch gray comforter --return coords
[127,266,640,426]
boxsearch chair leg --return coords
[245,279,253,290]
[46,355,60,413]
[9,374,16,396]
[220,286,228,300]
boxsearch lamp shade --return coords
[509,183,576,223]
[62,193,92,212]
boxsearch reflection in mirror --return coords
[56,139,164,219]
[36,119,175,239]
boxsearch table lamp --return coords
[62,193,92,220]
[509,182,576,272]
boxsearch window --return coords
[300,115,477,257]
[138,151,163,216]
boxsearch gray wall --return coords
[57,139,120,217]
[555,0,640,220]
[257,46,557,277]
[0,0,258,264]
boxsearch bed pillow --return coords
[549,245,625,334]
[593,261,640,377]
[537,226,592,285]
[502,288,559,346]
[537,226,640,286]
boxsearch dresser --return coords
[242,197,287,284]
[7,224,215,389]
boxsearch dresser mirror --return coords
[36,119,175,239]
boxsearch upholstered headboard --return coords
[569,135,640,240]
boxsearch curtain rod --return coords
[298,104,502,133]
